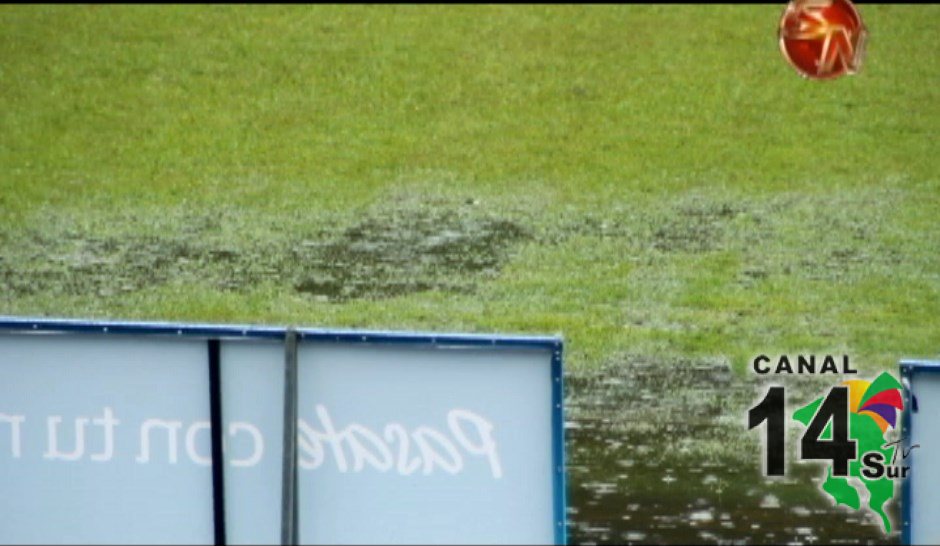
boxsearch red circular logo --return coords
[778,0,867,80]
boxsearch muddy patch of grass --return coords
[0,205,530,303]
[292,209,528,301]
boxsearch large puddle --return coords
[564,356,901,544]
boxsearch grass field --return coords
[1,4,938,374]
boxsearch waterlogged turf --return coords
[1,5,938,544]
[2,185,934,374]
[565,358,899,543]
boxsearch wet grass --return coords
[7,5,940,371]
[2,184,938,375]
[0,201,529,302]
[2,5,937,544]
[3,5,938,377]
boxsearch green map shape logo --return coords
[792,372,903,534]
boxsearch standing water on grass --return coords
[563,357,900,545]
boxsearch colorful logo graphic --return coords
[778,0,867,80]
[792,373,905,533]
[749,362,913,536]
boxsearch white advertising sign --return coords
[0,317,566,545]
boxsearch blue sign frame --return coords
[899,359,940,546]
[0,315,567,545]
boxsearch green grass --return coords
[1,5,938,373]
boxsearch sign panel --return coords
[0,317,565,545]
[220,339,286,545]
[297,342,556,545]
[0,333,215,544]
[900,360,940,546]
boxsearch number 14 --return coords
[748,386,857,476]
